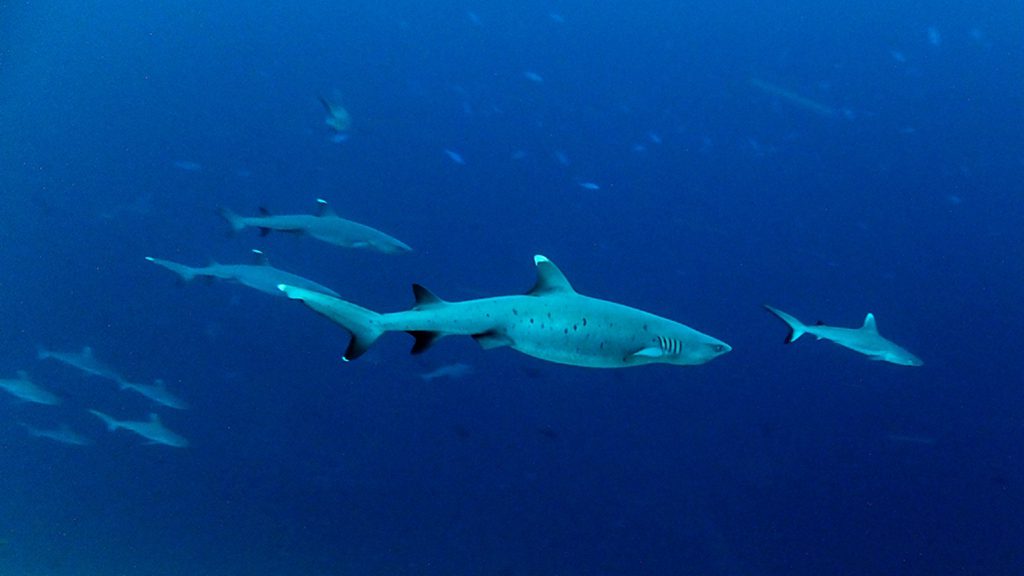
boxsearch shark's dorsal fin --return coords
[251,249,269,266]
[411,284,445,309]
[315,198,337,217]
[862,313,878,333]
[528,255,575,295]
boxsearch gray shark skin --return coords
[117,378,189,410]
[89,410,189,448]
[279,255,731,369]
[37,345,124,382]
[763,305,923,366]
[20,423,92,446]
[218,199,412,254]
[0,371,60,405]
[147,250,339,298]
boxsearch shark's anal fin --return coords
[408,331,442,355]
[472,330,513,350]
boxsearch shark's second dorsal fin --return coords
[251,249,269,266]
[411,284,445,309]
[315,198,337,217]
[862,313,878,333]
[528,255,575,295]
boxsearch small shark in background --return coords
[147,249,340,298]
[89,410,189,448]
[763,305,923,366]
[218,199,413,254]
[117,378,189,410]
[20,422,92,445]
[279,254,731,369]
[0,371,60,405]
[319,94,352,133]
[420,362,475,381]
[37,346,124,382]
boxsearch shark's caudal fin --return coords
[217,207,246,234]
[763,305,808,343]
[278,284,384,361]
[146,257,198,282]
[88,409,121,432]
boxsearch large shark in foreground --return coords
[147,250,339,298]
[37,346,124,382]
[0,371,60,405]
[278,255,731,368]
[218,199,412,254]
[89,410,189,447]
[763,305,923,366]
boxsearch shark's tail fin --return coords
[763,305,808,343]
[88,409,121,432]
[278,284,385,361]
[217,207,246,235]
[145,257,197,283]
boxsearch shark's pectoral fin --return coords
[408,331,442,355]
[472,330,513,350]
[630,346,665,359]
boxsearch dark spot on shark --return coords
[582,317,588,326]
[572,324,578,331]
[512,308,519,316]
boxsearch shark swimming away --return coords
[279,255,731,368]
[20,422,92,446]
[37,346,124,382]
[218,199,412,254]
[147,250,340,298]
[118,378,189,410]
[0,371,60,405]
[89,410,189,448]
[763,305,923,366]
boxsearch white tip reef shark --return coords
[278,255,731,369]
[218,199,412,254]
[763,305,923,366]
[147,249,339,298]
[89,410,189,448]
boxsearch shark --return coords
[278,255,731,369]
[117,378,189,410]
[20,422,92,446]
[420,362,475,381]
[89,410,189,447]
[37,345,124,382]
[763,305,923,366]
[319,94,352,133]
[0,371,60,405]
[218,199,412,255]
[147,250,340,298]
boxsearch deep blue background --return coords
[1,1,1022,574]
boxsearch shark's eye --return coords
[712,344,725,353]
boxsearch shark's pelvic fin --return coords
[528,255,575,295]
[472,330,513,350]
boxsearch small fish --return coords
[443,149,466,165]
[927,26,941,47]
[576,181,601,191]
[420,363,474,382]
[173,160,203,172]
[523,71,544,83]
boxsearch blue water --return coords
[2,1,1022,574]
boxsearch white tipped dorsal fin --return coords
[251,249,269,266]
[528,255,575,295]
[315,198,337,217]
[862,313,878,333]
